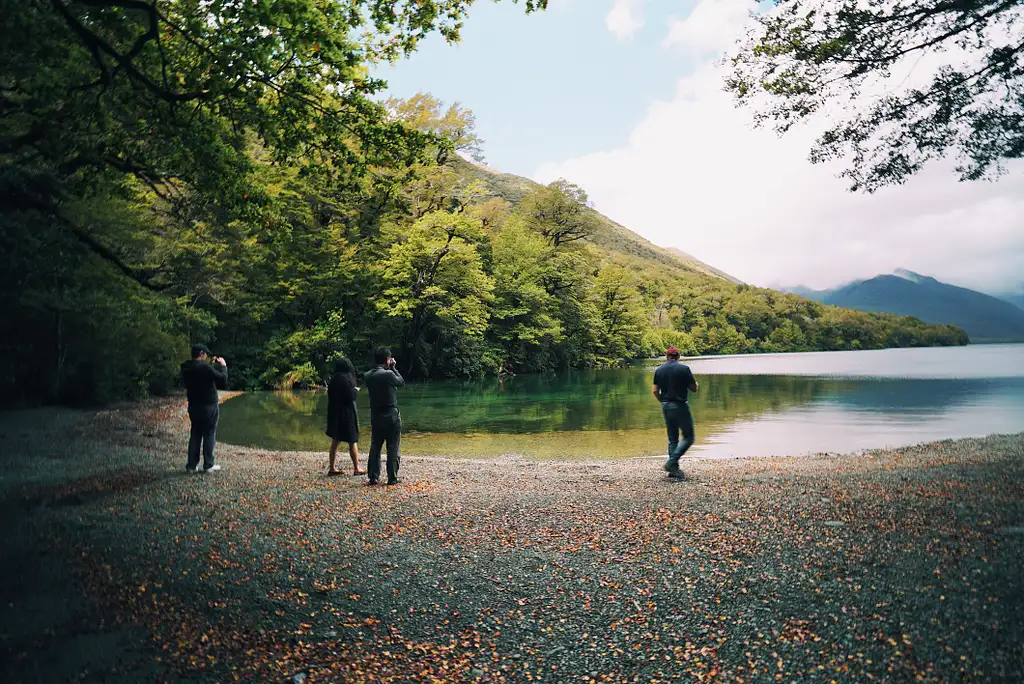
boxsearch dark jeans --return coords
[662,401,695,467]
[187,404,219,470]
[368,407,401,483]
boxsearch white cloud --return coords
[662,0,751,55]
[605,0,645,42]
[537,1,1024,294]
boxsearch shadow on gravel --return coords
[1,467,163,512]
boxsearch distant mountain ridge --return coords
[996,290,1024,312]
[780,270,1024,341]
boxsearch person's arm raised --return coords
[211,359,228,390]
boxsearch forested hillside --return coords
[1,2,966,407]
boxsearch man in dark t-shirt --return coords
[363,347,405,486]
[653,346,699,479]
[180,343,228,473]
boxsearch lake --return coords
[218,344,1024,459]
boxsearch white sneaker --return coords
[201,464,222,473]
[186,467,199,473]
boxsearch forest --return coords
[1,1,968,407]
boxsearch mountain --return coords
[663,248,744,285]
[995,291,1024,312]
[779,285,828,302]
[783,270,1024,342]
[450,159,967,354]
[453,158,744,284]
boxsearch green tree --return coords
[488,218,563,373]
[726,0,1024,191]
[386,92,485,162]
[521,179,599,248]
[1,0,546,287]
[766,319,807,352]
[591,265,646,362]
[694,321,751,356]
[375,210,494,376]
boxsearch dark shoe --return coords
[385,478,400,486]
[366,479,379,486]
[667,469,686,480]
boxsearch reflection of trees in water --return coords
[401,373,837,434]
[218,391,328,451]
[217,374,1024,450]
[223,374,843,442]
[267,389,323,413]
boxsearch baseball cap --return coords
[191,343,212,358]
[666,346,681,357]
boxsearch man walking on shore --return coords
[181,343,228,473]
[653,346,699,479]
[363,348,405,486]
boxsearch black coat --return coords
[325,373,359,443]
[180,360,228,407]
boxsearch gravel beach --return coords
[1,397,1022,682]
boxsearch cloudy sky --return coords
[378,0,1024,295]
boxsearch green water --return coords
[218,345,1024,459]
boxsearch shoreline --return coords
[1,398,1022,682]
[214,389,1024,462]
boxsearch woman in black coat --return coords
[325,358,363,476]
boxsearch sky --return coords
[376,0,1024,295]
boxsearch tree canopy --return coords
[726,0,1024,192]
[1,0,546,287]
[1,2,969,407]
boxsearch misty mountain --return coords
[780,285,828,302]
[781,270,1024,341]
[996,291,1024,312]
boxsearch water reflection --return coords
[698,378,1024,458]
[218,371,1024,458]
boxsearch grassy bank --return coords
[1,399,1022,682]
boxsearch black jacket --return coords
[363,365,405,410]
[181,360,228,407]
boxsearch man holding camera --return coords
[181,343,228,473]
[363,348,405,485]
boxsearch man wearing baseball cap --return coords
[653,346,699,479]
[181,343,228,473]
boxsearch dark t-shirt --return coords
[653,360,695,403]
[363,365,405,411]
[180,359,228,407]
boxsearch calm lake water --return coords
[218,344,1024,459]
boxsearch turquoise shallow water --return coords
[218,344,1024,458]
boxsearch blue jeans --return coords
[661,401,694,467]
[187,404,218,470]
